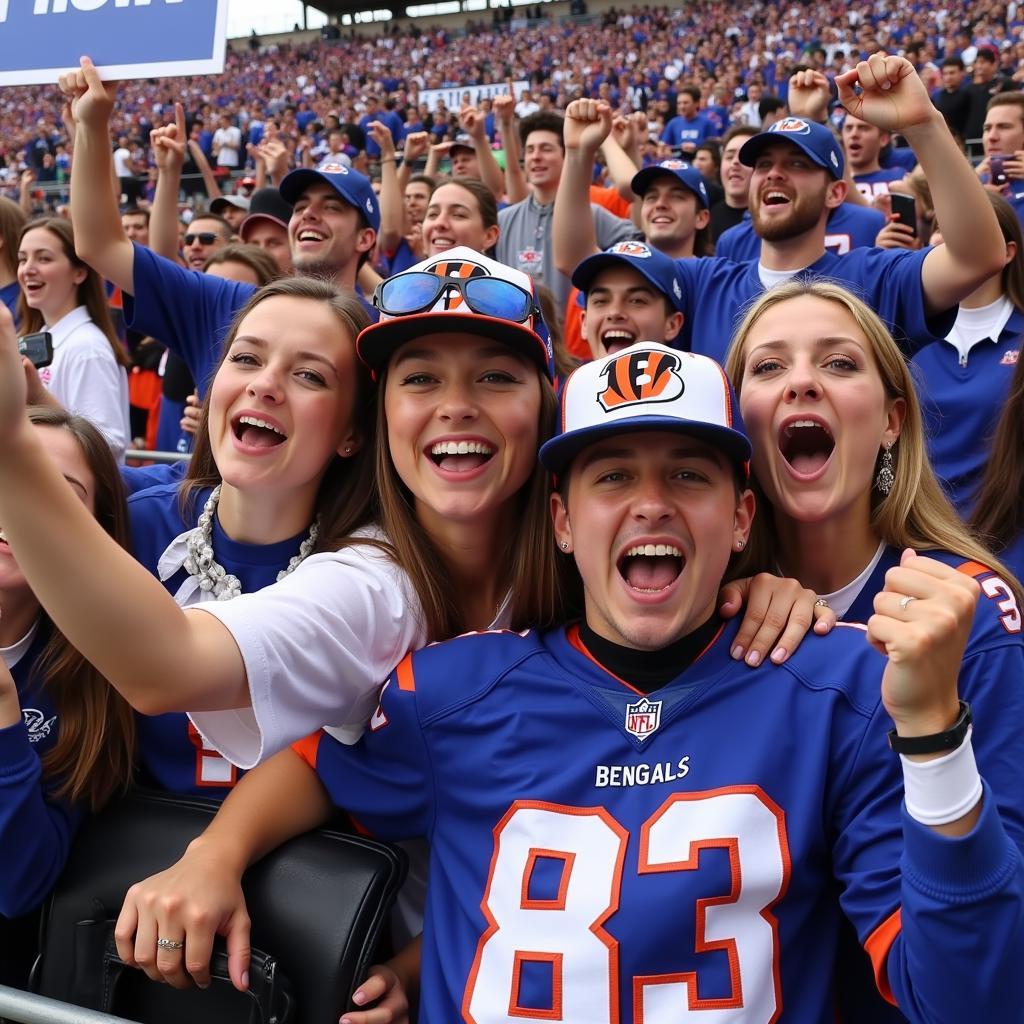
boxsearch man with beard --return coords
[561,54,1001,365]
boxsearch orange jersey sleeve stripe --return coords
[396,653,416,691]
[864,907,901,1006]
[291,731,323,770]
[956,560,992,579]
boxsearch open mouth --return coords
[618,543,684,593]
[779,419,834,475]
[601,329,637,354]
[762,190,791,208]
[233,414,287,448]
[297,229,327,243]
[429,439,494,473]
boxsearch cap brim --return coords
[630,166,708,207]
[357,311,552,379]
[239,212,289,237]
[279,168,331,204]
[738,133,835,175]
[539,417,751,476]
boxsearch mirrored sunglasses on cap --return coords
[374,271,540,325]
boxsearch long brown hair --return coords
[181,277,379,550]
[26,406,136,810]
[725,279,1021,592]
[988,192,1024,313]
[0,196,26,282]
[374,360,565,640]
[16,217,128,368]
[971,347,1024,548]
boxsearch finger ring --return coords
[814,597,829,608]
[156,938,184,951]
[899,594,916,611]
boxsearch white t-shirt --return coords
[213,125,242,168]
[113,146,133,178]
[40,306,130,461]
[188,524,513,769]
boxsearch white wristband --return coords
[900,726,983,826]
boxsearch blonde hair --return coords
[724,279,1021,591]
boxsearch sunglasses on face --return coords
[375,271,538,324]
[184,232,219,246]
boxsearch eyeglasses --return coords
[375,271,538,324]
[183,232,219,246]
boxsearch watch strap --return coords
[888,700,972,755]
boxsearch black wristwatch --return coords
[888,701,972,755]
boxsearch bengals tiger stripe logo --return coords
[424,259,487,311]
[597,349,684,411]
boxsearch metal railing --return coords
[0,986,136,1024]
[124,450,191,465]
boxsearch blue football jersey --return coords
[298,619,1024,1023]
[0,621,84,916]
[672,244,945,363]
[853,167,906,200]
[128,483,309,798]
[714,205,887,263]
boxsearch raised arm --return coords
[149,103,188,262]
[836,54,1004,312]
[398,130,429,194]
[187,132,223,200]
[367,120,402,255]
[494,92,527,203]
[459,103,505,199]
[59,57,134,293]
[553,98,609,276]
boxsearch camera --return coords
[17,331,53,370]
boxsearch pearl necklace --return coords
[183,485,320,601]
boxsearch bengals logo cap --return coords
[539,342,750,476]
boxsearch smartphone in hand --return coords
[17,331,53,370]
[890,192,917,238]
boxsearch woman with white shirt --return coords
[17,216,130,459]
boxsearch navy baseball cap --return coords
[739,117,845,179]
[572,241,686,314]
[631,159,710,209]
[239,187,294,238]
[279,160,381,232]
[450,133,475,153]
[540,343,750,477]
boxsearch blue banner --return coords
[0,0,229,85]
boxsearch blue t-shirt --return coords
[0,621,83,917]
[0,281,19,324]
[660,112,715,149]
[715,204,887,263]
[911,307,1024,515]
[672,243,948,362]
[299,619,1024,1022]
[128,482,311,799]
[881,146,918,172]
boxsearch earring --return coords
[560,541,569,550]
[735,539,745,551]
[343,446,352,455]
[875,441,895,496]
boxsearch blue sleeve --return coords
[119,460,187,497]
[301,658,434,841]
[860,247,955,356]
[714,224,740,260]
[124,243,255,396]
[833,700,1024,1022]
[0,720,82,917]
[660,120,679,145]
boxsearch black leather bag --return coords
[34,789,407,1024]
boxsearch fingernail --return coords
[731,644,744,660]
[241,971,248,990]
[746,650,762,667]
[770,647,786,663]
[353,990,366,1005]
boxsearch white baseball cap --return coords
[539,342,751,476]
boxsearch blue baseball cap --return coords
[279,160,381,232]
[572,241,686,314]
[631,159,710,209]
[738,117,845,179]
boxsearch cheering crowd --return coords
[1,2,1024,1021]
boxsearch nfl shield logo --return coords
[625,697,662,741]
